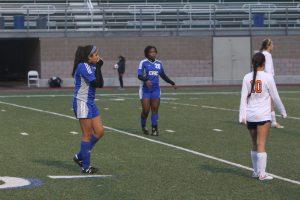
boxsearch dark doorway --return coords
[0,38,40,86]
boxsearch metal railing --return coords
[0,2,299,34]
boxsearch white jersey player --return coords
[260,38,283,128]
[239,52,287,181]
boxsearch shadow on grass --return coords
[199,164,250,178]
[32,159,79,173]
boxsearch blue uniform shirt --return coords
[73,62,97,104]
[137,59,166,89]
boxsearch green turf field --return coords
[0,87,299,200]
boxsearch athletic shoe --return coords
[82,166,99,174]
[259,174,274,181]
[151,127,159,136]
[252,172,259,178]
[73,154,83,167]
[142,127,149,135]
[271,122,284,129]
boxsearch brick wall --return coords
[40,36,213,80]
[39,35,300,86]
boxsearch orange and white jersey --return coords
[262,50,275,76]
[239,71,287,123]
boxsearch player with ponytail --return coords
[72,45,104,174]
[260,38,283,128]
[239,52,287,181]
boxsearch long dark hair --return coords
[260,38,272,51]
[72,45,94,77]
[119,55,126,62]
[248,52,265,98]
[144,45,157,60]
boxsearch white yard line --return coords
[48,175,113,179]
[0,100,299,185]
[163,102,300,120]
[282,97,300,101]
[70,131,79,135]
[165,130,175,133]
[20,132,29,136]
[0,90,299,98]
[213,129,223,132]
[111,98,125,101]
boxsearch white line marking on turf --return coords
[161,98,178,100]
[20,132,29,136]
[70,131,79,135]
[48,175,113,179]
[213,129,223,132]
[0,90,299,98]
[111,98,125,101]
[104,108,109,110]
[165,130,175,133]
[163,101,300,120]
[1,109,6,112]
[0,100,299,186]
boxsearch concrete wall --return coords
[39,35,300,87]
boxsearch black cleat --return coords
[142,127,149,135]
[82,166,99,174]
[73,154,83,167]
[151,126,159,136]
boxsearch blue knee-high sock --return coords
[79,141,91,170]
[90,134,100,150]
[141,116,147,128]
[151,114,159,127]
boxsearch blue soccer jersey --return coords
[73,62,100,119]
[137,59,165,89]
[73,62,97,104]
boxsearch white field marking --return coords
[163,101,300,120]
[160,98,178,101]
[172,107,177,109]
[165,130,175,133]
[48,175,113,179]
[213,129,223,132]
[0,90,299,98]
[283,97,300,101]
[0,101,299,185]
[70,131,79,135]
[1,109,6,112]
[20,132,29,136]
[111,98,125,101]
[104,107,109,110]
[0,177,31,189]
[95,98,100,101]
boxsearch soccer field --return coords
[0,86,299,200]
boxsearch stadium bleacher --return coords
[0,1,299,32]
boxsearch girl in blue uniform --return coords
[72,45,104,174]
[137,46,177,136]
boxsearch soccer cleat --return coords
[73,154,83,167]
[259,174,274,181]
[82,166,99,174]
[252,172,259,178]
[142,127,149,135]
[271,122,284,129]
[151,126,159,136]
